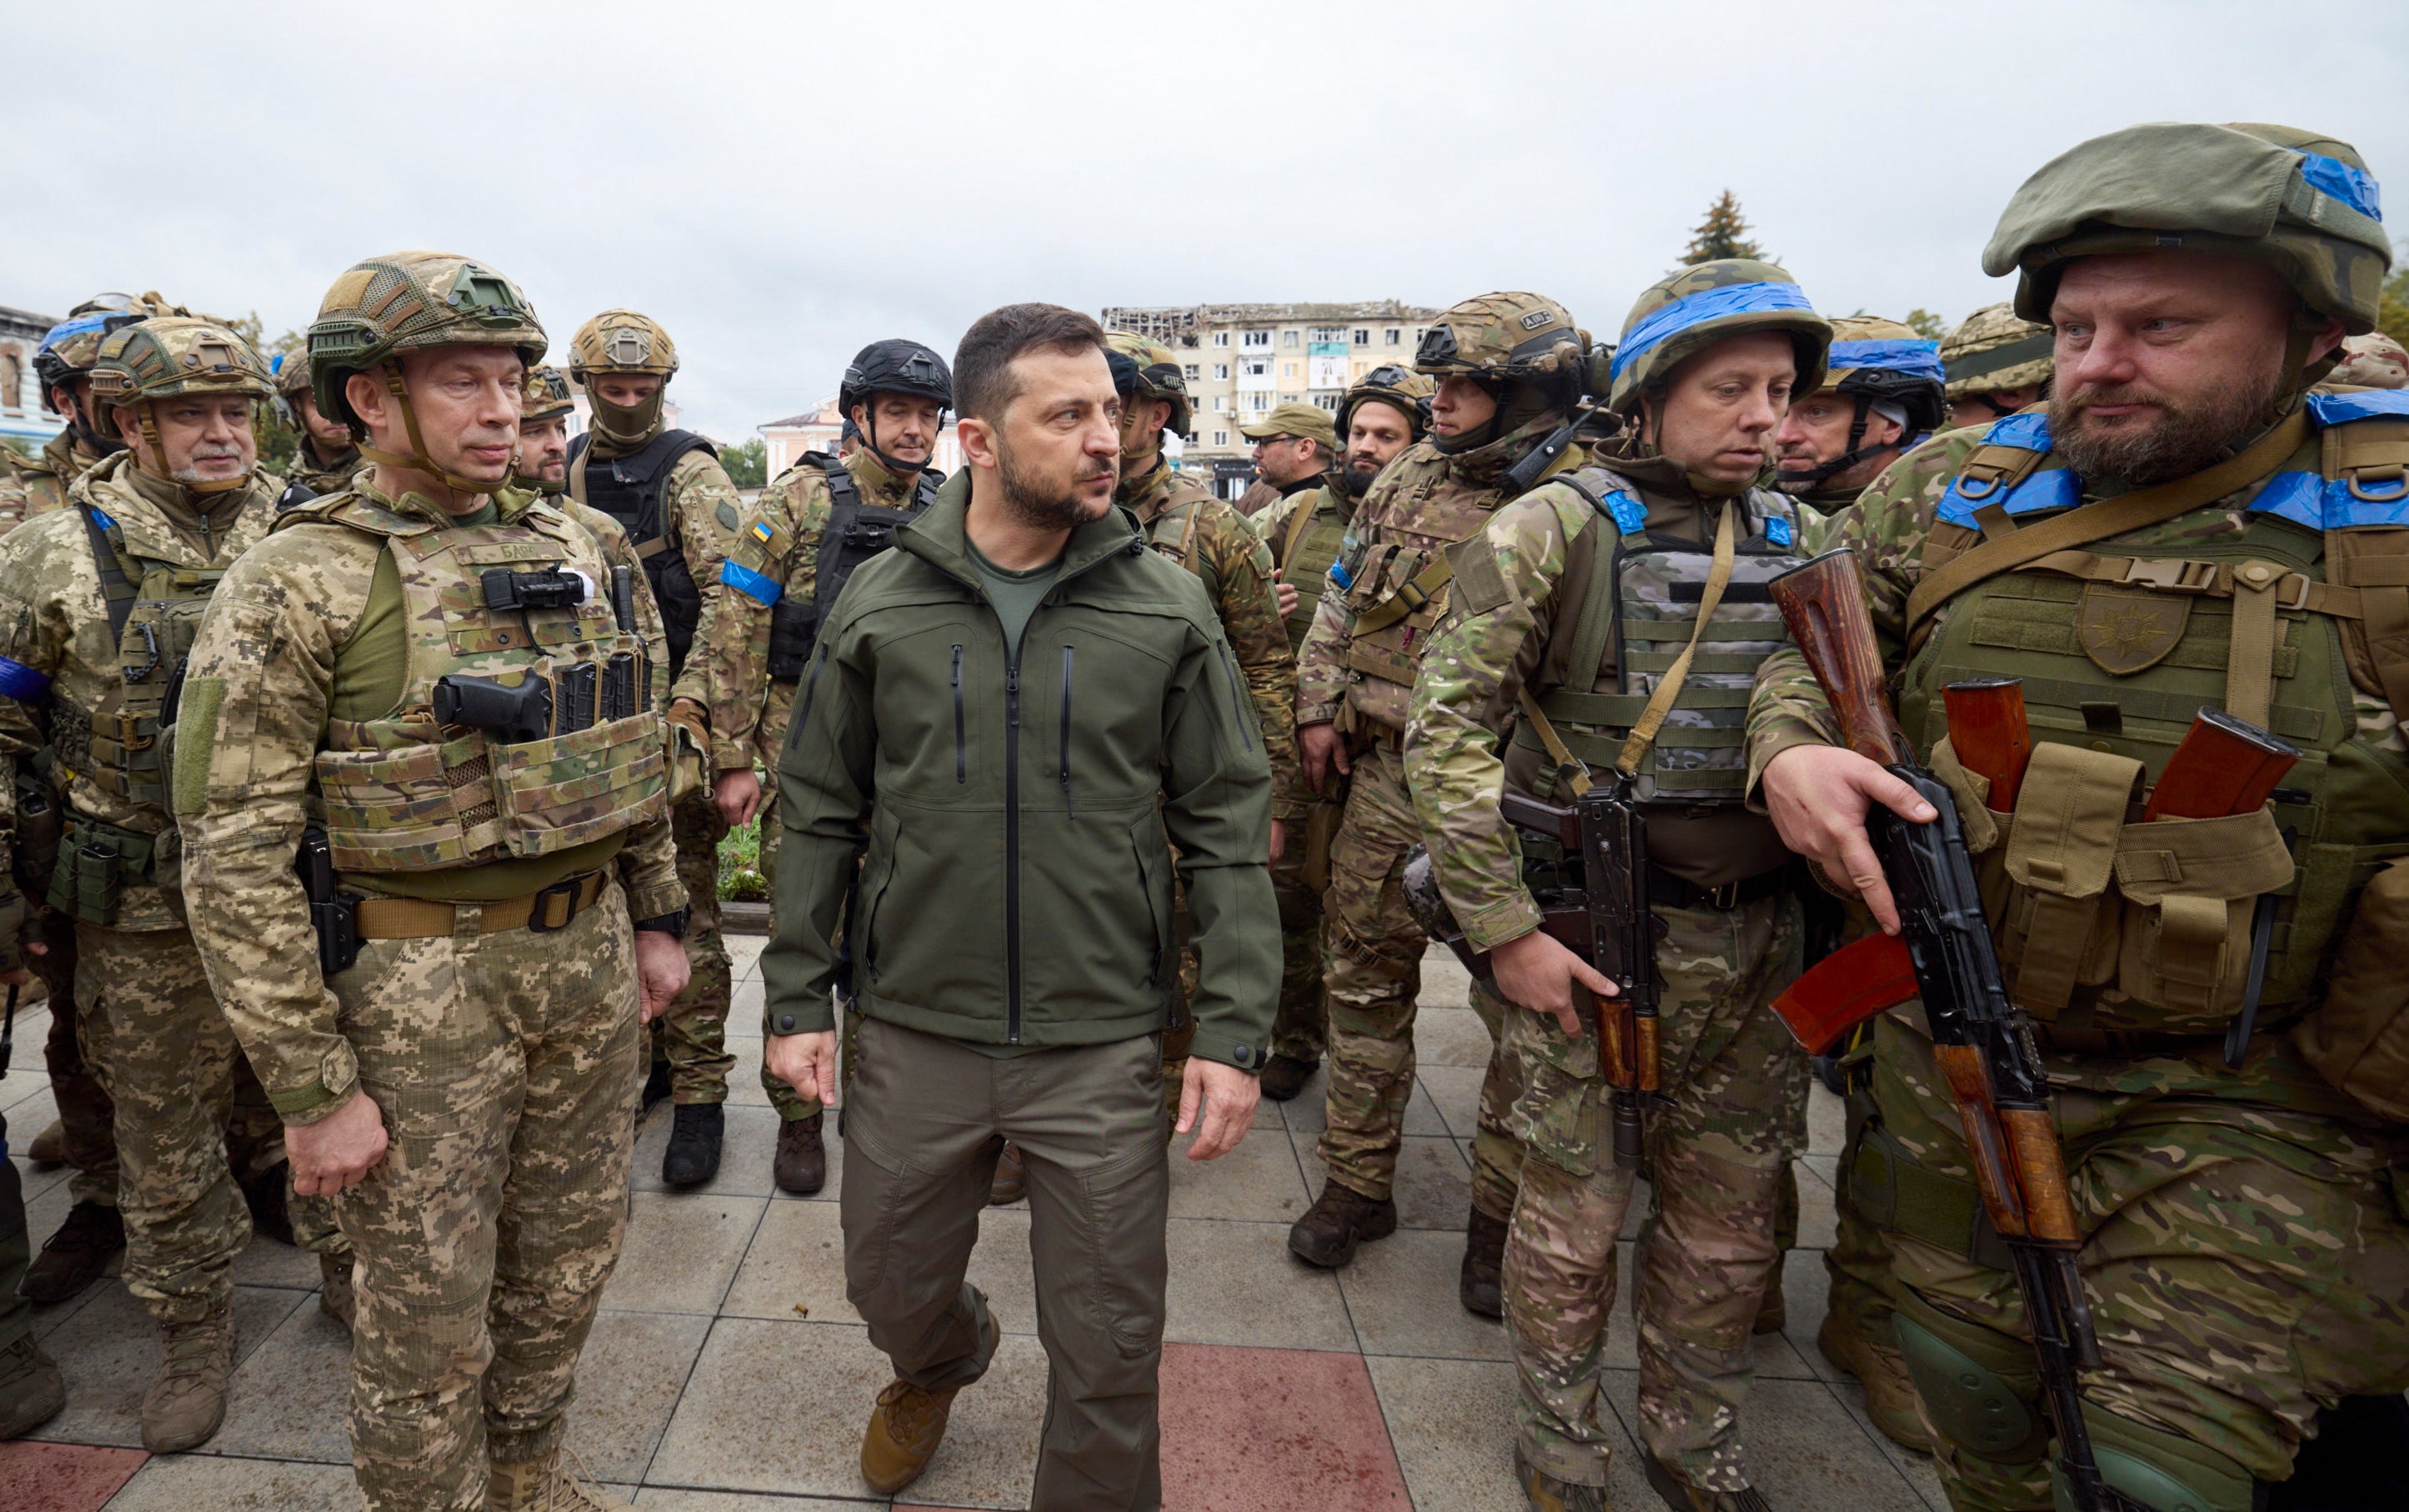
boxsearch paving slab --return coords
[209,1291,354,1464]
[605,1192,767,1315]
[1164,1217,1355,1352]
[723,1196,1041,1338]
[1412,1009,1495,1069]
[1282,1074,1448,1139]
[567,1309,717,1484]
[1604,1369,1930,1511]
[0,1440,145,1512]
[1168,1122,1308,1223]
[1297,1131,1469,1233]
[1158,1342,1411,1510]
[26,1284,305,1449]
[1340,1228,1509,1363]
[1365,1353,1559,1512]
[98,1453,357,1510]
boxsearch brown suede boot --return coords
[319,1252,356,1334]
[859,1378,963,1494]
[1516,1445,1610,1510]
[1460,1205,1510,1318]
[0,1334,65,1439]
[1287,1181,1397,1269]
[1256,1054,1318,1103]
[1816,1313,1930,1451]
[22,1200,123,1304]
[24,1119,66,1167]
[987,1142,1026,1205]
[487,1448,633,1509]
[140,1307,233,1453]
[774,1113,826,1196]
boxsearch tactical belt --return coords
[353,869,607,940]
[1648,861,1791,913]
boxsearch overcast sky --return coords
[14,1,2406,442]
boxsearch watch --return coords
[634,909,691,939]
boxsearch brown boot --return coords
[1516,1445,1609,1510]
[25,1119,66,1167]
[140,1307,233,1453]
[987,1142,1026,1205]
[318,1252,356,1334]
[1460,1205,1510,1318]
[859,1378,962,1494]
[1645,1454,1769,1512]
[0,1334,65,1439]
[774,1112,827,1196]
[22,1200,123,1304]
[1286,1180,1397,1269]
[487,1448,633,1509]
[1256,1054,1318,1103]
[1816,1313,1930,1451]
[1753,1250,1787,1335]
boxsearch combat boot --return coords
[1257,1054,1318,1103]
[0,1334,65,1439]
[662,1104,724,1187]
[319,1252,356,1334]
[487,1448,633,1509]
[1516,1445,1610,1511]
[25,1119,66,1166]
[1287,1181,1397,1269]
[1460,1204,1510,1318]
[140,1306,233,1453]
[1816,1313,1929,1451]
[21,1199,123,1304]
[859,1378,962,1494]
[1645,1455,1770,1512]
[987,1142,1025,1205]
[774,1112,826,1195]
[1753,1251,1786,1335]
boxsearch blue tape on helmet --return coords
[718,556,783,607]
[39,310,119,354]
[1610,282,1815,381]
[1602,489,1648,534]
[1826,339,1945,384]
[0,656,52,702]
[2295,151,2381,222]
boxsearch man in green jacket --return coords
[763,303,1278,1509]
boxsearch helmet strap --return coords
[358,362,509,498]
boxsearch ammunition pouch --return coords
[2296,854,2409,1119]
[1301,779,1348,895]
[13,764,62,899]
[767,598,817,683]
[47,813,158,926]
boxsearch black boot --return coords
[1287,1181,1398,1269]
[1256,1054,1318,1103]
[774,1113,827,1196]
[662,1104,724,1188]
[22,1200,124,1304]
[1460,1205,1509,1318]
[639,1059,674,1120]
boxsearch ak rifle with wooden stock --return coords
[1765,548,2136,1512]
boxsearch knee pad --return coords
[2053,1407,2257,1512]
[1892,1292,2047,1464]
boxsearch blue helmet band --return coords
[1610,282,1814,382]
[2294,150,2381,222]
[1826,339,1946,385]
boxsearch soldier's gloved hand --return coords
[1761,743,1937,935]
[1178,1057,1259,1161]
[715,766,763,830]
[1300,722,1349,793]
[634,929,691,1024]
[1490,927,1616,1037]
[765,1029,838,1107]
[287,1089,389,1196]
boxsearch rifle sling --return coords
[1903,408,2311,635]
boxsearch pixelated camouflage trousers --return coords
[77,922,346,1324]
[1503,891,1806,1492]
[1868,1013,2409,1510]
[1269,829,1327,1066]
[649,799,734,1104]
[327,880,642,1512]
[1319,745,1521,1214]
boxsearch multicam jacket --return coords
[0,432,108,535]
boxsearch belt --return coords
[353,870,608,940]
[1646,861,1792,913]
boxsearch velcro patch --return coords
[1446,536,1512,617]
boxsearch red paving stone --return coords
[1158,1341,1411,1511]
[0,1442,148,1512]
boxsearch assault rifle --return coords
[1765,548,2136,1512]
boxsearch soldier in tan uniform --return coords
[565,310,743,1185]
[177,251,690,1512]
[273,348,366,502]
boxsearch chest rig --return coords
[1272,485,1347,652]
[1515,468,1805,804]
[1898,393,2409,1036]
[303,498,668,874]
[568,428,715,676]
[767,452,939,682]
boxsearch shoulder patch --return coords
[1446,533,1512,617]
[716,500,741,530]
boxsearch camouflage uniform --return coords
[0,431,105,533]
[273,351,365,499]
[1937,303,2054,421]
[2321,330,2409,391]
[1745,123,2409,1512]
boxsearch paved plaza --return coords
[2,936,1946,1510]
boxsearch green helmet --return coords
[1939,302,2054,400]
[521,364,577,422]
[308,251,546,430]
[88,317,274,408]
[1413,292,1587,388]
[1607,260,1830,416]
[1982,121,2391,335]
[1335,363,1435,441]
[568,309,679,381]
[1104,330,1190,435]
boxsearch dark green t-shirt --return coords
[967,541,1064,657]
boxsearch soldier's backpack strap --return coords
[1550,472,1641,710]
[1278,491,1318,569]
[2322,411,2409,724]
[80,507,137,646]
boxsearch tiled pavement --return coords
[2,939,1947,1510]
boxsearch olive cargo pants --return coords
[843,1016,1169,1512]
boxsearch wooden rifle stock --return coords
[1943,678,2033,810]
[2142,708,2300,821]
[1766,549,1911,767]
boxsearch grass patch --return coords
[718,816,769,901]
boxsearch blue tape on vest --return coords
[87,508,113,532]
[1936,462,2080,528]
[2306,390,2409,426]
[1610,283,1815,381]
[1328,558,1355,591]
[2295,151,2382,222]
[1764,516,1793,548]
[1981,411,2054,450]
[2243,470,2328,530]
[719,556,783,607]
[0,656,53,702]
[1826,339,1945,384]
[1602,489,1648,534]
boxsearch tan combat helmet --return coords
[521,364,577,422]
[88,317,275,493]
[568,310,679,381]
[1104,330,1191,437]
[1414,292,1587,388]
[308,252,546,494]
[1940,302,2053,402]
[2321,332,2409,391]
[1335,363,1436,441]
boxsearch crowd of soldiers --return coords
[2,113,2407,1512]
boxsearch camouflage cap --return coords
[522,364,577,421]
[1939,302,2054,398]
[2322,332,2409,391]
[1335,363,1435,440]
[1105,330,1191,434]
[1606,259,1831,415]
[88,317,274,408]
[1239,400,1337,450]
[1983,121,2391,333]
[569,309,679,380]
[308,252,546,426]
[1413,292,1587,383]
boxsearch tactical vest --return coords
[766,453,939,682]
[302,498,668,874]
[1271,484,1347,652]
[569,429,715,677]
[1897,393,2409,1038]
[1137,472,1222,588]
[1515,468,1806,804]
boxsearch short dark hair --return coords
[954,303,1106,422]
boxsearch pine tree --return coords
[1679,191,1766,266]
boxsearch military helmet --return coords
[273,348,313,399]
[1811,316,1949,434]
[1335,363,1435,441]
[839,339,954,417]
[1939,302,2054,400]
[1105,330,1191,435]
[1983,121,2391,334]
[2323,332,2409,390]
[32,293,188,408]
[88,317,274,408]
[521,364,577,421]
[1607,261,1830,416]
[1413,292,1588,388]
[568,309,678,380]
[307,252,546,428]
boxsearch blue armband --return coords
[0,657,53,702]
[719,556,783,607]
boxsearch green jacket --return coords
[764,472,1280,1071]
